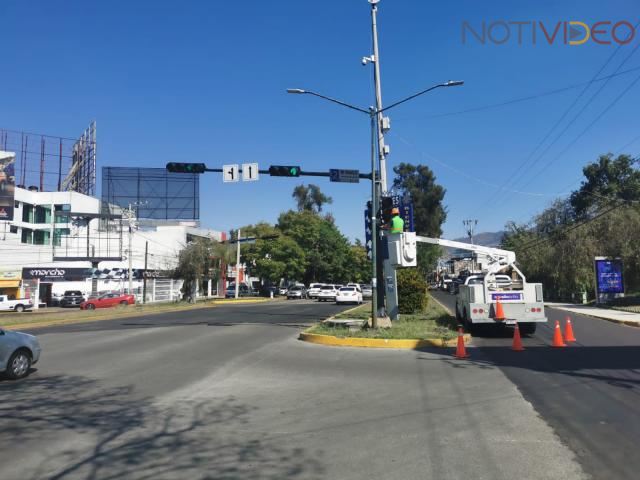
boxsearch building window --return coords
[33,230,50,245]
[22,204,34,223]
[9,225,18,234]
[21,228,33,244]
[54,204,71,223]
[34,205,51,224]
[53,228,70,247]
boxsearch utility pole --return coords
[143,241,148,303]
[235,229,241,299]
[463,219,478,272]
[463,219,478,244]
[369,0,393,320]
[370,0,388,191]
[127,203,135,296]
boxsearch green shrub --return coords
[397,269,428,314]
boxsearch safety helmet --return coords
[391,207,400,215]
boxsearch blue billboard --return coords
[595,258,624,294]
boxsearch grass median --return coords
[307,294,458,341]
[0,300,219,329]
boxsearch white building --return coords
[0,186,224,306]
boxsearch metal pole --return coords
[370,115,378,329]
[235,229,241,299]
[128,204,134,296]
[370,0,387,192]
[143,241,148,304]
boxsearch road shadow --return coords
[0,375,324,480]
[418,345,640,389]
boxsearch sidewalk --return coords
[546,302,640,327]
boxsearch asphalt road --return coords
[1,299,587,480]
[431,290,640,480]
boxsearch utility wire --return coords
[473,28,640,214]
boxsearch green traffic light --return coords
[290,167,298,175]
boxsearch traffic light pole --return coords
[369,114,379,329]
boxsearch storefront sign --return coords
[22,267,171,282]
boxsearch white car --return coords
[307,283,325,299]
[346,283,362,292]
[335,287,363,305]
[317,285,339,302]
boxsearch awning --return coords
[0,280,20,288]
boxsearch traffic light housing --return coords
[268,165,301,177]
[166,162,207,174]
[380,196,394,225]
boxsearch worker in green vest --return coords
[390,207,404,233]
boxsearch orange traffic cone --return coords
[552,320,567,347]
[512,322,525,351]
[454,326,469,359]
[494,299,506,321]
[564,316,577,342]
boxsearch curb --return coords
[210,298,271,305]
[546,305,640,328]
[299,331,471,349]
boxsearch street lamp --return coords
[287,80,463,327]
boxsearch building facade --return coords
[0,187,223,307]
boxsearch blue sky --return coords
[3,0,639,241]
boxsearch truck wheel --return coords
[14,304,25,313]
[519,323,537,336]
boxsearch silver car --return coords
[0,328,41,379]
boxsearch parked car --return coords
[260,286,279,297]
[0,295,33,313]
[286,285,307,299]
[335,286,363,305]
[307,283,325,299]
[80,292,135,310]
[278,286,288,295]
[360,284,373,299]
[225,284,254,298]
[0,328,41,379]
[60,290,85,308]
[317,285,339,302]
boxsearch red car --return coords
[80,292,135,310]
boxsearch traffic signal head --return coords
[380,196,393,224]
[166,162,207,174]
[268,165,301,177]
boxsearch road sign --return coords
[330,169,360,183]
[223,164,239,183]
[242,163,259,182]
[399,202,414,232]
[364,204,372,260]
[391,195,414,232]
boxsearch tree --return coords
[277,210,353,284]
[502,153,640,301]
[173,238,222,301]
[570,154,640,218]
[392,163,447,274]
[292,184,333,213]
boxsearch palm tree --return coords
[292,184,332,213]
